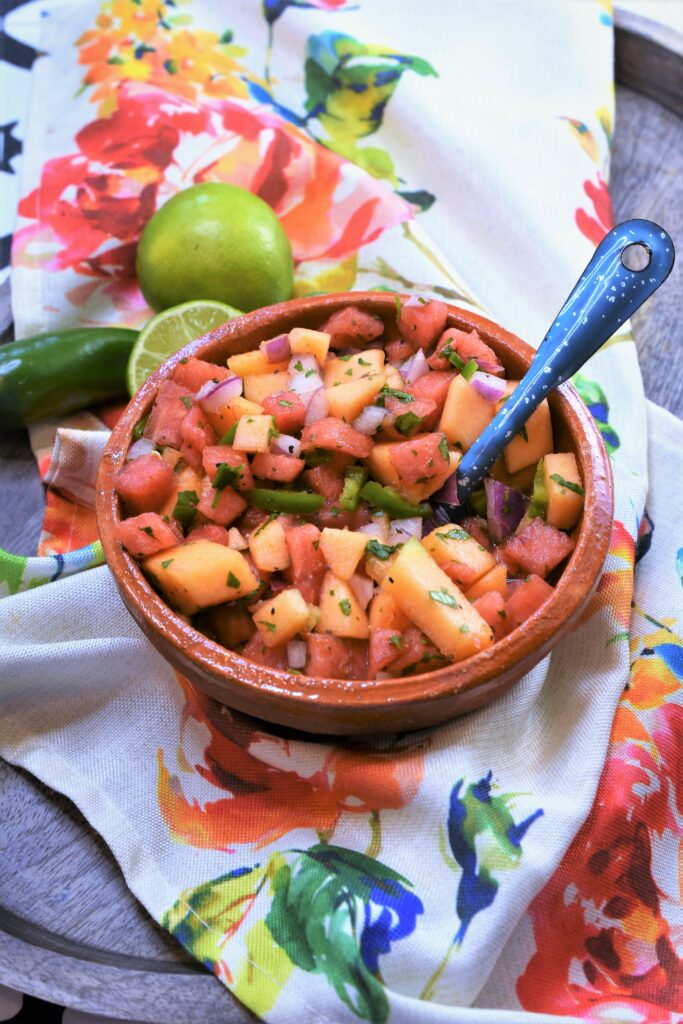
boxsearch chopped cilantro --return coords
[139,526,155,537]
[443,346,466,371]
[418,296,427,304]
[438,527,469,541]
[428,588,458,608]
[172,490,199,527]
[461,358,478,381]
[161,558,174,569]
[179,395,193,409]
[312,540,320,550]
[254,513,277,536]
[219,423,238,445]
[365,539,399,561]
[278,399,293,407]
[394,411,424,436]
[497,609,507,619]
[294,360,304,372]
[268,425,280,442]
[213,463,241,490]
[459,624,470,634]
[377,385,414,406]
[394,294,402,320]
[550,473,584,496]
[389,635,403,649]
[345,368,353,376]
[305,368,316,378]
[132,414,149,441]
[358,357,371,366]
[339,598,352,617]
[178,357,189,364]
[337,354,352,362]
[438,436,449,461]
[260,620,277,633]
[227,571,240,588]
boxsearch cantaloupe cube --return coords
[383,365,404,391]
[325,374,384,423]
[440,374,496,450]
[159,465,202,520]
[289,327,331,366]
[365,550,397,584]
[489,456,536,493]
[252,587,310,647]
[365,444,461,503]
[422,524,495,582]
[161,447,182,470]
[228,350,288,377]
[323,350,385,387]
[383,539,493,661]
[543,452,584,529]
[363,511,391,542]
[320,528,369,580]
[233,414,276,453]
[464,564,508,601]
[248,517,290,572]
[143,540,259,615]
[243,371,290,405]
[369,591,411,631]
[499,381,553,473]
[317,571,369,639]
[202,396,264,436]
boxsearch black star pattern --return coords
[0,120,22,174]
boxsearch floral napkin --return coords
[1,2,681,1022]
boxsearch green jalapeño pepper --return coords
[249,488,325,515]
[0,327,138,428]
[339,465,368,512]
[360,481,431,519]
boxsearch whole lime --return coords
[136,183,294,312]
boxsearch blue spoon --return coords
[443,218,675,510]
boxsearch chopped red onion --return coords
[287,640,308,669]
[197,375,242,412]
[271,433,302,458]
[403,295,421,308]
[227,527,248,551]
[484,477,527,542]
[400,348,429,384]
[290,371,322,399]
[126,438,156,461]
[470,371,507,404]
[388,517,423,544]
[260,333,291,363]
[475,358,505,378]
[349,573,374,610]
[434,471,460,506]
[352,405,387,435]
[304,387,328,425]
[289,353,318,375]
[423,505,452,534]
[359,521,389,541]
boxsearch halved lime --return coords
[126,299,242,395]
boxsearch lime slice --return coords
[126,300,242,395]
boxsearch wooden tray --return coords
[0,11,681,1021]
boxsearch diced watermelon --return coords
[197,477,247,526]
[202,602,255,647]
[428,327,504,375]
[388,432,450,485]
[304,465,344,500]
[321,307,384,348]
[144,380,194,448]
[473,591,509,642]
[386,336,417,362]
[251,452,305,483]
[389,626,445,676]
[407,371,454,428]
[242,632,288,671]
[380,396,437,440]
[301,417,372,458]
[172,357,231,393]
[113,453,174,514]
[285,523,326,604]
[179,404,217,469]
[186,524,231,546]
[115,512,182,558]
[202,446,254,491]
[369,628,403,676]
[262,390,307,434]
[440,561,479,588]
[506,574,554,629]
[305,634,368,679]
[460,516,492,551]
[316,498,372,531]
[399,299,448,351]
[502,519,575,579]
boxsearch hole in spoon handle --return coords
[454,219,675,503]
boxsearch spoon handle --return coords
[455,219,675,502]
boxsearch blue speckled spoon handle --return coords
[455,219,675,503]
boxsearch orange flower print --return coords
[575,171,614,246]
[13,83,412,320]
[157,675,426,851]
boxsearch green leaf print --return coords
[0,551,29,597]
[573,373,621,455]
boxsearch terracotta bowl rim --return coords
[96,292,614,717]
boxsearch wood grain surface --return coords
[0,16,681,1022]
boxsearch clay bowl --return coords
[97,292,613,735]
